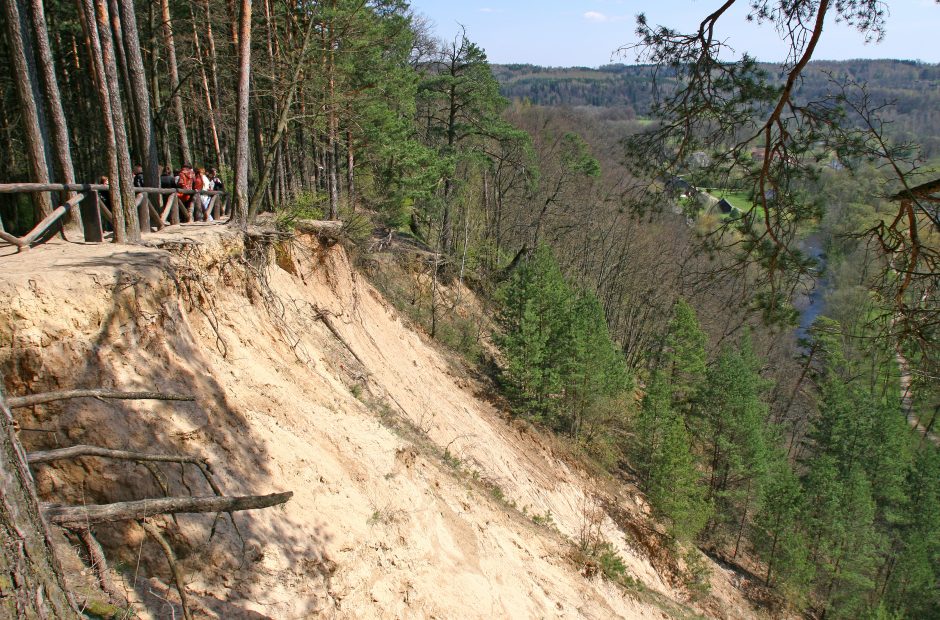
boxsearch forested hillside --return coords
[1,0,939,618]
[495,60,940,155]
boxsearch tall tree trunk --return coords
[159,0,192,166]
[326,9,338,220]
[233,0,252,225]
[117,0,159,188]
[94,0,139,241]
[3,0,53,218]
[346,128,354,211]
[78,0,126,242]
[26,0,76,199]
[147,2,172,168]
[106,0,139,161]
[0,385,78,618]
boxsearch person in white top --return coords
[198,167,213,221]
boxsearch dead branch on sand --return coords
[42,492,293,527]
[8,389,194,409]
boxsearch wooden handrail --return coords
[0,183,230,252]
[0,182,226,197]
[0,183,108,193]
[1,193,84,251]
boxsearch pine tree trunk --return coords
[160,0,192,166]
[232,0,252,225]
[147,2,172,169]
[0,386,78,618]
[94,0,139,241]
[346,128,354,211]
[326,12,338,220]
[78,0,126,242]
[106,0,139,161]
[117,0,159,188]
[246,16,315,221]
[26,0,76,199]
[3,0,53,218]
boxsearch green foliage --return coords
[882,447,940,619]
[751,456,813,599]
[663,299,708,407]
[692,335,774,540]
[681,548,712,598]
[494,244,630,434]
[495,244,571,423]
[636,372,710,542]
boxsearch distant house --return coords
[750,148,765,162]
[666,176,694,197]
[717,198,735,214]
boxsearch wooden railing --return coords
[0,183,228,252]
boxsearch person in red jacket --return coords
[177,163,195,221]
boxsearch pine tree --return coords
[692,334,774,543]
[751,455,812,598]
[635,370,710,542]
[495,244,571,423]
[561,291,630,438]
[663,298,707,408]
[880,447,940,618]
[803,458,882,619]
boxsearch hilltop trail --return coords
[0,225,762,619]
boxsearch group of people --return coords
[159,163,225,222]
[97,164,225,224]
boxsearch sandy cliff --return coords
[0,226,760,619]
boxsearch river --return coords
[793,233,827,344]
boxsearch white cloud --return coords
[479,7,502,13]
[584,11,608,22]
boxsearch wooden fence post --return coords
[80,192,104,242]
[135,191,151,232]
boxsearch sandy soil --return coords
[0,225,765,619]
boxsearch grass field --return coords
[712,190,753,211]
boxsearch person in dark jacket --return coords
[132,164,144,188]
[159,165,176,189]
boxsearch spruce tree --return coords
[562,291,631,438]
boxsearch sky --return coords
[407,0,940,68]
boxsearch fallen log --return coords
[43,492,293,527]
[27,445,205,466]
[8,389,194,409]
